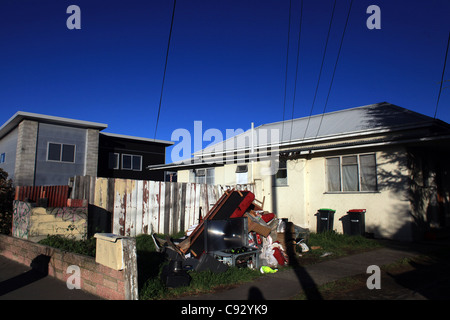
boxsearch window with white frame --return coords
[194,168,215,185]
[236,165,248,184]
[326,154,377,192]
[121,154,142,171]
[47,143,76,163]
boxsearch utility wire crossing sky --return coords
[1,0,449,160]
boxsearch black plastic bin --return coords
[316,209,336,233]
[347,209,366,236]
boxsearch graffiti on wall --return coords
[50,207,88,237]
[51,207,87,222]
[12,200,32,239]
[12,200,88,241]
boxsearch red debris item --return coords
[229,192,255,218]
[256,233,262,245]
[272,247,286,266]
[178,190,256,256]
[261,213,275,223]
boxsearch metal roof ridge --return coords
[257,102,391,128]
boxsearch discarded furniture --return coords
[152,190,314,280]
[178,189,255,257]
[204,217,260,269]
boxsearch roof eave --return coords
[149,133,450,172]
[0,111,108,139]
[100,132,174,146]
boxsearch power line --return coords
[281,0,293,140]
[434,31,450,119]
[288,0,304,143]
[154,0,177,139]
[301,0,337,141]
[314,0,353,138]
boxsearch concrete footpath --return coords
[0,255,102,300]
[182,241,446,300]
[1,240,447,300]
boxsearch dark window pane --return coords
[132,155,142,171]
[196,169,206,177]
[236,165,248,173]
[62,144,75,162]
[109,153,119,169]
[275,159,287,186]
[48,143,61,161]
[122,155,132,169]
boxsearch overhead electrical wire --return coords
[288,0,304,143]
[154,0,177,139]
[281,0,293,141]
[314,0,354,139]
[434,31,450,119]
[301,0,337,141]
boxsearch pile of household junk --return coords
[152,189,310,288]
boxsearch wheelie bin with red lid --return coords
[347,209,366,236]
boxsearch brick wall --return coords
[0,234,129,300]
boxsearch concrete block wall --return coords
[0,234,131,300]
[85,129,99,177]
[14,120,38,186]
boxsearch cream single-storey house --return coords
[149,102,450,241]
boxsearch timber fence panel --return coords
[69,176,254,237]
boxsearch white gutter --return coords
[309,134,450,154]
[147,134,450,171]
[193,121,438,158]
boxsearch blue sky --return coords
[1,0,450,163]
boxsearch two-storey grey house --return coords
[0,111,173,186]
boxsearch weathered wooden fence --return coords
[70,176,254,236]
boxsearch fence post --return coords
[122,237,138,300]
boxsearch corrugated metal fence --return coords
[70,176,254,236]
[15,185,70,207]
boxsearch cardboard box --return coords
[247,218,271,237]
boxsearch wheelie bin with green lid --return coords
[316,208,336,233]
